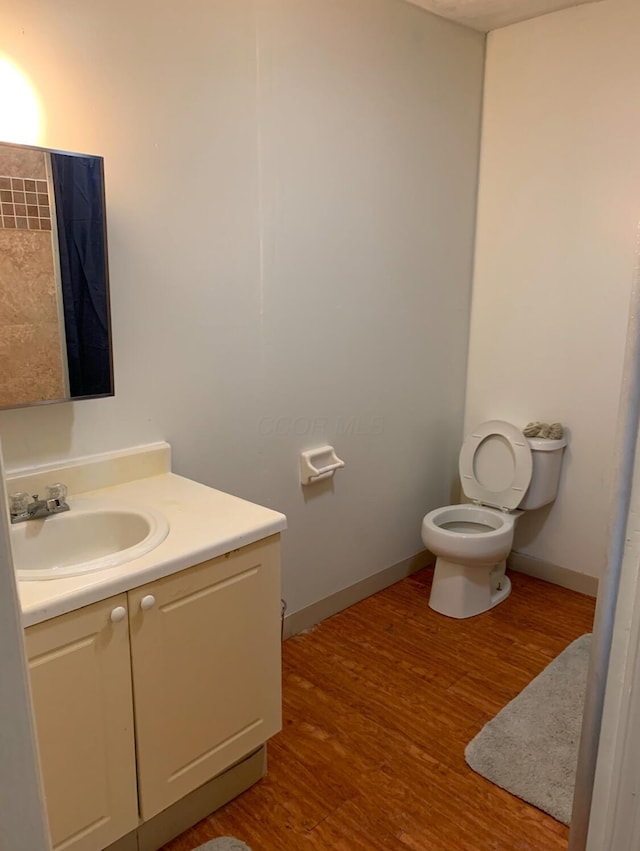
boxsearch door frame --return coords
[571,252,640,850]
[0,437,51,850]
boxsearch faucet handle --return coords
[46,483,68,505]
[9,492,31,516]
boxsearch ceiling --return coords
[404,0,603,32]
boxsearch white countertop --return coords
[19,473,287,627]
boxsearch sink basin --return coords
[12,498,170,581]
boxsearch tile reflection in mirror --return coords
[0,140,114,410]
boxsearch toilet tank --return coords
[519,436,567,510]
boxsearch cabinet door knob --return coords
[140,594,156,611]
[110,606,127,623]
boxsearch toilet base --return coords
[429,557,511,619]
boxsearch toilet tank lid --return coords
[526,436,567,451]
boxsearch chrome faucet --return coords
[9,483,70,524]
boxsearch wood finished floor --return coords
[163,568,596,851]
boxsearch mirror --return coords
[0,140,113,410]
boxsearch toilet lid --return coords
[459,420,533,511]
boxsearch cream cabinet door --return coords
[128,535,282,819]
[25,594,139,851]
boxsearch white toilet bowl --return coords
[421,419,567,620]
[421,504,517,619]
[422,504,515,564]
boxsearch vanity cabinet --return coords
[25,535,282,851]
[25,594,139,851]
[129,538,282,819]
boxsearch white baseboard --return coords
[283,550,433,639]
[282,550,597,641]
[508,551,599,598]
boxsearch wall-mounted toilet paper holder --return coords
[300,446,345,486]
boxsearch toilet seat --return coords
[459,420,532,511]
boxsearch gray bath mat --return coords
[465,633,591,825]
[194,839,252,851]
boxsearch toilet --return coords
[421,420,567,619]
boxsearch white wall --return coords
[464,0,640,580]
[0,0,484,613]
